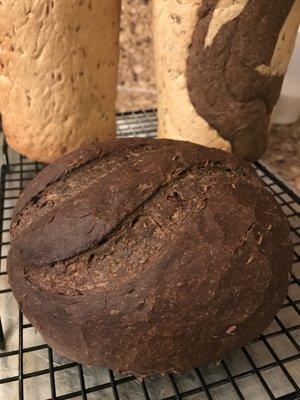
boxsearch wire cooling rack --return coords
[0,110,299,400]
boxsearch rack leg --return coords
[0,317,5,350]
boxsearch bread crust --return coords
[8,138,293,376]
[0,0,121,162]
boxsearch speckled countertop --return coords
[117,0,156,112]
[263,121,300,193]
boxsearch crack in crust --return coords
[12,142,163,237]
[12,139,256,266]
[22,162,257,296]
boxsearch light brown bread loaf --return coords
[0,0,121,163]
[153,0,300,161]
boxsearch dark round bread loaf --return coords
[8,138,292,376]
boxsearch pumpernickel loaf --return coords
[8,138,292,376]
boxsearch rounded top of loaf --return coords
[8,138,292,375]
[11,137,273,272]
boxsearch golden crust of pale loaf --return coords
[0,0,120,163]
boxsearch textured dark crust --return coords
[187,0,296,161]
[12,138,154,219]
[8,138,293,376]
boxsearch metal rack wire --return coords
[0,110,299,400]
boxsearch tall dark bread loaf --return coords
[8,138,292,376]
